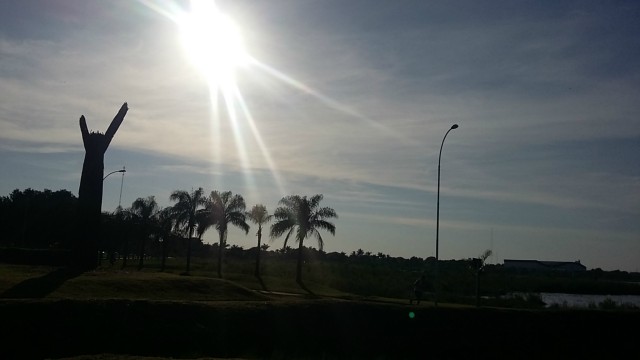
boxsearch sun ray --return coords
[249,58,419,146]
[137,0,416,199]
[220,85,256,193]
[230,85,288,197]
[208,90,222,186]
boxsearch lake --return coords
[540,292,640,308]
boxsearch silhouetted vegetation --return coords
[270,194,337,292]
[169,187,206,274]
[1,182,639,359]
[0,188,77,249]
[2,187,639,303]
[207,190,250,278]
[246,203,273,288]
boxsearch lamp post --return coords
[103,168,126,180]
[435,124,458,307]
[103,166,126,208]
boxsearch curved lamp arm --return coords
[103,168,126,180]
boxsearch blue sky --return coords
[1,0,638,271]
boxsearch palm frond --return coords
[228,212,250,234]
[312,229,325,252]
[270,219,294,238]
[316,206,338,220]
[309,194,324,210]
[282,227,295,250]
[312,219,336,236]
[246,204,273,225]
[273,206,293,220]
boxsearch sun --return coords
[178,0,249,89]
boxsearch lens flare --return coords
[138,0,412,197]
[178,0,248,90]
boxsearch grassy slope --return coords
[1,298,638,359]
[1,264,638,359]
[0,264,270,301]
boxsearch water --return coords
[539,293,640,308]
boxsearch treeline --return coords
[2,188,639,300]
[0,188,338,288]
[0,189,77,249]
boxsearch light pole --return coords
[435,124,458,307]
[103,166,126,208]
[118,166,125,208]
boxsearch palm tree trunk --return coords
[296,236,304,285]
[185,227,193,274]
[476,271,481,307]
[137,236,146,270]
[121,237,129,269]
[160,236,168,272]
[255,227,262,278]
[217,230,225,278]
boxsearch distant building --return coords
[503,259,587,272]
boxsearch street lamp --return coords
[103,167,126,180]
[103,166,126,208]
[435,124,458,307]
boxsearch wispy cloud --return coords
[1,0,638,270]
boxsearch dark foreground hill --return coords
[0,298,637,359]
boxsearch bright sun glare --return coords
[138,0,398,198]
[178,0,248,89]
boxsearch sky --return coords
[1,0,638,271]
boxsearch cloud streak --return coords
[1,0,638,270]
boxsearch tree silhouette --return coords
[246,204,273,286]
[270,194,337,290]
[128,196,159,270]
[207,191,250,278]
[471,249,492,307]
[100,206,136,266]
[195,206,214,245]
[156,207,177,272]
[111,206,135,269]
[0,189,77,249]
[169,188,206,275]
[76,103,128,270]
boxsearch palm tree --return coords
[472,249,492,307]
[156,207,177,272]
[270,194,337,289]
[129,196,159,270]
[195,207,215,243]
[169,188,206,274]
[208,190,250,278]
[114,206,136,269]
[246,204,273,283]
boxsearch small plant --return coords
[525,293,545,307]
[619,302,639,310]
[596,298,638,310]
[598,298,618,310]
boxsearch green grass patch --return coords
[52,270,269,301]
[0,264,269,301]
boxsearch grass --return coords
[96,257,363,298]
[1,262,639,359]
[0,264,271,301]
[0,261,352,303]
[2,295,639,359]
[55,271,270,301]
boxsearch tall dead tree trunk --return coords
[76,102,128,270]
